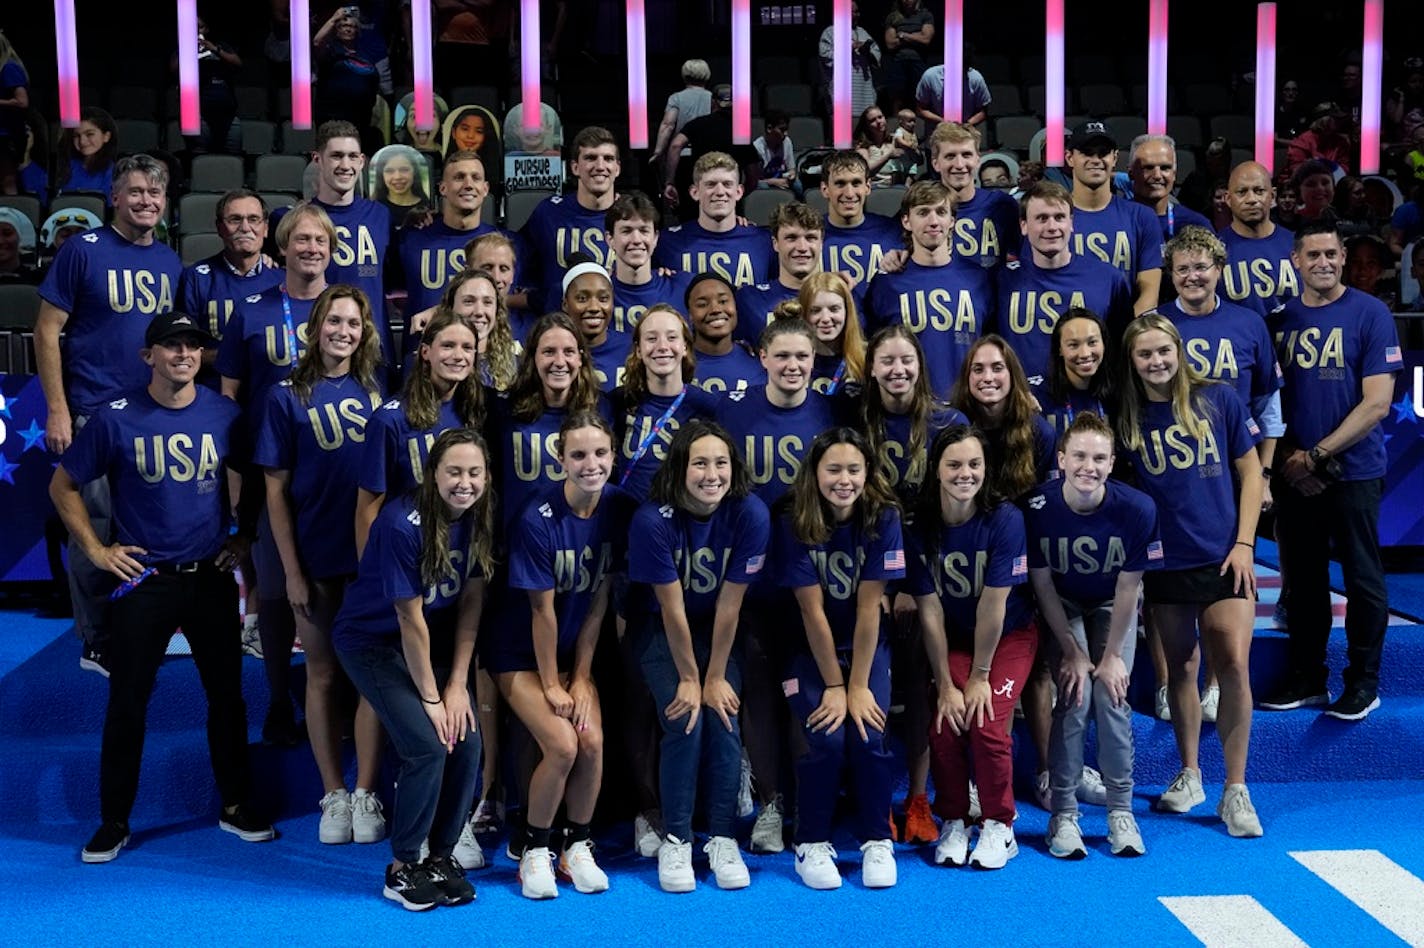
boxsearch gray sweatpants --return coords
[66,413,113,649]
[1048,598,1137,814]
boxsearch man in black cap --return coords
[1065,120,1163,314]
[50,310,272,864]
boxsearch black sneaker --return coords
[81,821,130,863]
[219,804,276,842]
[1323,688,1381,721]
[424,854,476,906]
[79,646,110,679]
[1258,681,1329,711]
[383,862,441,911]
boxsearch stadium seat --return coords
[865,186,907,218]
[280,122,315,157]
[756,56,804,85]
[49,194,107,222]
[1167,115,1204,149]
[448,85,502,111]
[190,155,245,193]
[994,115,1043,154]
[788,116,825,152]
[108,86,159,120]
[987,84,1023,115]
[255,154,307,193]
[235,86,269,120]
[505,190,554,232]
[744,189,795,227]
[178,193,223,235]
[242,121,277,157]
[1210,115,1255,149]
[0,196,42,230]
[1078,84,1127,116]
[180,233,224,266]
[763,84,813,115]
[0,284,41,330]
[116,119,161,155]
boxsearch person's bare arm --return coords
[35,302,72,453]
[651,106,679,161]
[1132,268,1161,315]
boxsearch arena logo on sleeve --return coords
[746,554,765,575]
[1012,554,1028,576]
[885,548,905,571]
[1147,540,1164,561]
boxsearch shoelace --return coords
[803,841,837,863]
[1167,771,1195,794]
[566,840,595,865]
[1222,789,1253,816]
[861,840,891,862]
[1107,812,1136,836]
[354,793,382,816]
[663,841,692,869]
[704,837,740,866]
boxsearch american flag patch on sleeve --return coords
[1385,345,1402,364]
[1147,540,1164,561]
[745,554,765,575]
[1247,417,1261,437]
[884,549,905,571]
[1012,555,1028,577]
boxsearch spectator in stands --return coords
[171,18,241,155]
[6,110,48,204]
[979,158,1013,191]
[880,0,935,113]
[426,0,510,91]
[854,105,913,187]
[1178,137,1230,220]
[1014,160,1046,199]
[1389,181,1423,258]
[371,145,433,228]
[1293,159,1337,224]
[752,111,798,195]
[38,207,101,266]
[1129,134,1211,245]
[1330,175,1388,240]
[1274,179,1302,230]
[1385,58,1424,145]
[1287,103,1353,176]
[0,206,38,283]
[394,92,448,159]
[651,59,712,167]
[313,6,380,137]
[1336,60,1363,135]
[55,107,118,205]
[817,2,879,122]
[664,87,760,217]
[1398,240,1424,311]
[913,58,991,129]
[0,32,29,189]
[1343,235,1397,310]
[36,155,183,676]
[1276,79,1310,143]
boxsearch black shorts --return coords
[1144,563,1252,606]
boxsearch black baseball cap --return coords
[1067,120,1116,151]
[145,311,216,347]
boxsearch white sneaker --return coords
[749,796,785,853]
[933,819,970,867]
[1157,767,1206,813]
[658,836,695,893]
[968,782,982,822]
[1077,765,1108,807]
[318,789,352,844]
[350,788,385,843]
[793,841,841,890]
[518,846,559,899]
[634,810,663,858]
[1046,812,1087,860]
[559,839,609,893]
[1218,784,1264,838]
[1107,809,1145,856]
[859,839,897,888]
[969,819,1018,870]
[1200,684,1220,723]
[1155,685,1171,721]
[453,813,485,870]
[704,835,750,889]
[736,753,754,818]
[1034,770,1051,811]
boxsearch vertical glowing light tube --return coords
[1147,0,1168,135]
[177,0,200,136]
[1359,0,1383,174]
[54,0,80,127]
[731,0,751,144]
[411,0,434,131]
[1045,0,1065,166]
[521,0,541,139]
[833,0,851,147]
[290,0,312,131]
[1254,3,1276,171]
[942,0,963,122]
[626,0,648,148]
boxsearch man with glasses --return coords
[1064,122,1162,315]
[36,154,182,676]
[178,189,283,380]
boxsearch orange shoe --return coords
[902,793,938,845]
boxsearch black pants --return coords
[101,565,252,824]
[1276,476,1389,693]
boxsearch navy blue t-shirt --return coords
[519,194,614,313]
[733,281,798,346]
[214,284,315,429]
[177,255,285,342]
[822,213,904,288]
[611,272,692,339]
[487,391,615,528]
[397,220,500,315]
[358,396,464,498]
[715,385,837,507]
[37,227,182,416]
[1023,479,1163,603]
[61,387,240,564]
[952,187,1021,268]
[1067,196,1163,280]
[777,507,906,650]
[626,494,771,619]
[691,344,766,394]
[587,334,630,392]
[863,258,995,399]
[1218,225,1300,318]
[1155,202,1212,245]
[314,197,395,361]
[611,384,721,502]
[1162,296,1281,420]
[254,375,384,579]
[1039,387,1110,444]
[875,404,968,502]
[654,220,775,289]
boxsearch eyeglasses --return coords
[222,214,265,228]
[1171,262,1217,277]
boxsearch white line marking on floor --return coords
[1159,895,1308,948]
[1291,849,1424,947]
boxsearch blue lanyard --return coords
[1166,202,1175,237]
[620,388,687,487]
[279,285,299,366]
[1061,393,1105,427]
[825,359,847,395]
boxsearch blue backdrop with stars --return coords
[0,374,58,582]
[1381,352,1424,546]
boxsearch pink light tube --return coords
[731,0,751,144]
[289,0,312,131]
[833,0,852,147]
[1045,0,1065,166]
[1254,3,1276,171]
[178,0,200,136]
[1147,0,1168,135]
[626,0,648,148]
[1359,0,1383,174]
[54,0,80,127]
[522,0,542,139]
[411,0,434,131]
[942,0,963,122]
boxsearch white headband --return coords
[562,261,610,295]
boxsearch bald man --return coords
[1217,161,1301,317]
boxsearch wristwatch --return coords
[1308,444,1330,466]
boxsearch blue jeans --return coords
[785,640,894,844]
[338,644,482,864]
[636,613,744,842]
